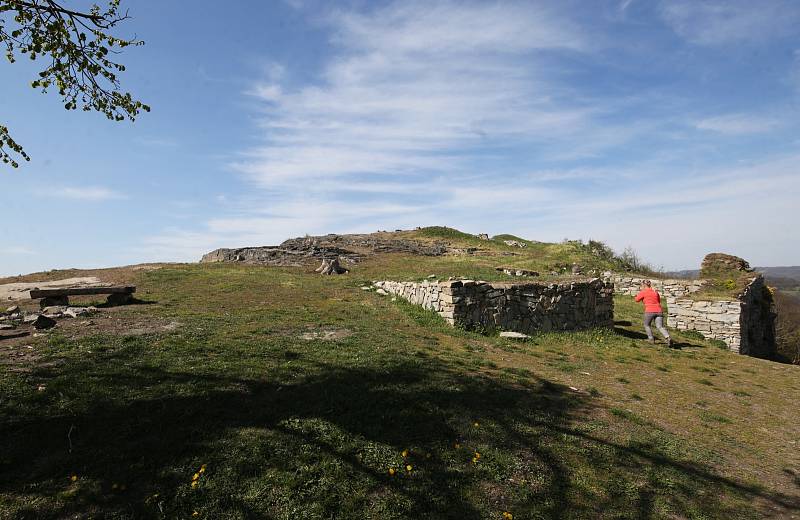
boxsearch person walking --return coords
[635,280,672,347]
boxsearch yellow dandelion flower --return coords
[473,422,480,427]
[405,464,412,472]
[193,512,199,517]
[472,457,478,463]
[388,468,396,476]
[70,474,78,482]
[401,449,409,458]
[474,452,481,459]
[199,465,206,474]
[192,473,200,481]
[454,442,461,449]
[191,481,199,489]
[502,512,514,519]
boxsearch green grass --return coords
[0,260,798,519]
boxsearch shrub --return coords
[614,246,659,276]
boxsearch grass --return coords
[0,257,798,519]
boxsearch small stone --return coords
[500,331,530,339]
[65,307,91,318]
[31,315,57,330]
[360,286,371,291]
[5,305,19,314]
[427,274,436,279]
[0,323,15,330]
[376,289,388,296]
[22,314,40,324]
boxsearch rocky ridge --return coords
[200,232,485,266]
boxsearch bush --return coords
[587,240,616,261]
[614,246,658,276]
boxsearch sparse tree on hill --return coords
[0,0,147,168]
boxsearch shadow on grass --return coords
[613,327,648,340]
[1,349,797,519]
[94,297,159,309]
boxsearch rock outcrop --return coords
[701,253,752,276]
[201,233,453,266]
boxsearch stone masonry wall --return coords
[373,279,614,334]
[736,276,776,357]
[605,272,775,356]
[604,273,707,300]
[668,298,744,351]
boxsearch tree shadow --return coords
[1,349,797,519]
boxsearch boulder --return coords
[42,306,67,316]
[31,315,57,330]
[65,307,92,318]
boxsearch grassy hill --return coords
[0,230,798,519]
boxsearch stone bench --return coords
[29,286,136,308]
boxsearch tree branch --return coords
[7,0,102,22]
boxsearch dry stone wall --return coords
[668,299,744,351]
[605,272,775,357]
[604,273,706,299]
[373,279,614,334]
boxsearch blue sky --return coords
[1,0,799,276]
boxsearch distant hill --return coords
[754,267,800,292]
[664,266,800,288]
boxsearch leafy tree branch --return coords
[0,0,147,168]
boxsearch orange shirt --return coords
[635,287,662,313]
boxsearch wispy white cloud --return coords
[693,114,780,135]
[51,186,126,201]
[660,0,800,46]
[143,152,800,268]
[236,1,600,187]
[1,246,36,255]
[138,0,800,269]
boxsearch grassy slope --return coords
[0,247,799,518]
